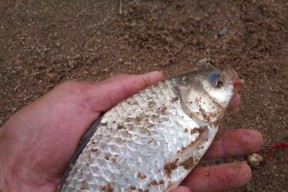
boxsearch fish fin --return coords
[165,124,218,191]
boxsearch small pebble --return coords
[248,153,263,167]
[218,26,229,36]
[197,58,210,65]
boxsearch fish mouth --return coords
[228,69,245,111]
[231,69,245,91]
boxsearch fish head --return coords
[177,68,244,123]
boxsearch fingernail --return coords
[144,71,164,82]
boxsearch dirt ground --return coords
[0,0,287,191]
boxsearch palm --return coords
[0,72,262,192]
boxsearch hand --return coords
[0,71,263,192]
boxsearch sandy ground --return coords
[0,1,287,191]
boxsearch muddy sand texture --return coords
[0,1,287,191]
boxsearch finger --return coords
[87,71,164,112]
[203,129,263,159]
[173,186,191,192]
[227,93,241,111]
[182,162,252,192]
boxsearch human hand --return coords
[0,71,263,192]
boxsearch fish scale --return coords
[60,69,239,192]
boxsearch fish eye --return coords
[214,79,224,87]
[208,72,224,88]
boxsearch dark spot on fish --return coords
[190,127,204,135]
[160,106,167,114]
[101,184,113,192]
[190,128,196,135]
[117,125,124,130]
[204,115,211,122]
[137,172,147,179]
[184,128,188,133]
[197,146,204,150]
[104,154,110,160]
[80,180,89,190]
[147,124,155,130]
[164,159,179,177]
[171,96,179,102]
[148,101,155,108]
[159,179,164,184]
[91,148,98,152]
[199,107,206,118]
[147,139,153,145]
[148,180,158,186]
[180,156,195,170]
[101,122,108,126]
[111,157,117,163]
[129,185,136,190]
[136,116,141,122]
[151,114,157,119]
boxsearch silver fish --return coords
[60,68,242,192]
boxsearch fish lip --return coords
[231,69,245,91]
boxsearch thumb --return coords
[86,71,164,113]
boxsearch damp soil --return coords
[0,1,287,191]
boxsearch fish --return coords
[59,68,243,192]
